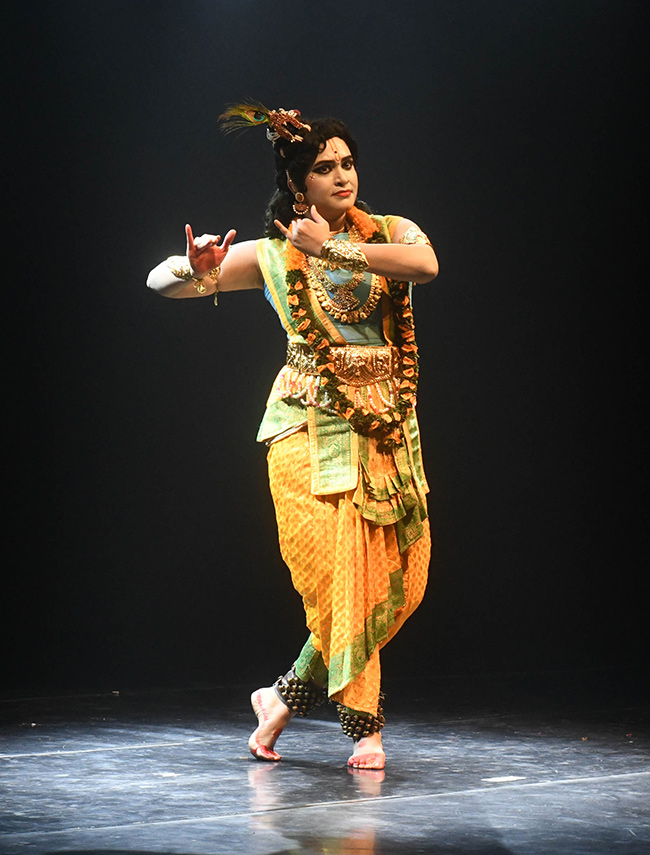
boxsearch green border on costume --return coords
[295,566,407,698]
[327,566,406,696]
[295,637,329,685]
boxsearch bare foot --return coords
[347,732,386,770]
[249,686,294,761]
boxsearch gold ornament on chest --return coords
[303,258,383,322]
[303,234,382,323]
[307,256,365,311]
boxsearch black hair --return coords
[263,117,372,239]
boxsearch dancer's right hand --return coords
[185,224,237,279]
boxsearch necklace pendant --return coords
[330,284,360,311]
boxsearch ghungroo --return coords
[274,667,327,717]
[336,698,385,739]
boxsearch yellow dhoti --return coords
[268,428,430,716]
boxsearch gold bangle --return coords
[191,266,221,299]
[192,266,221,304]
[167,256,220,304]
[319,239,369,273]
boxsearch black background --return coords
[5,0,647,694]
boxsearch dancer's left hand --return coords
[274,206,330,257]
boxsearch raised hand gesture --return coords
[186,225,237,278]
[273,206,330,257]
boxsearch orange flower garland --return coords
[284,207,419,449]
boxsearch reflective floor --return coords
[1,670,648,854]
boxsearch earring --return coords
[293,192,309,216]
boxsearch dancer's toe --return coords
[347,751,385,770]
[249,729,282,762]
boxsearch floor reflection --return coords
[247,762,384,854]
[348,764,386,794]
[247,762,284,812]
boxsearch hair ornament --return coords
[220,101,311,143]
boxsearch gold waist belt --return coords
[286,342,396,387]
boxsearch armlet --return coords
[398,226,432,248]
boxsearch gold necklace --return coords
[304,221,382,322]
[306,257,365,311]
[303,260,383,322]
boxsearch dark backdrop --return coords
[5,0,647,694]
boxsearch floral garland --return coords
[284,206,419,449]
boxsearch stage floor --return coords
[1,671,648,854]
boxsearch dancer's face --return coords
[303,137,358,225]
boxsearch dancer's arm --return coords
[275,208,439,285]
[147,225,263,298]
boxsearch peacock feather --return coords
[219,101,273,134]
[219,101,311,143]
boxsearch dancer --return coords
[147,103,439,769]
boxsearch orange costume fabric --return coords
[268,428,430,716]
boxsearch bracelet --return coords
[319,239,369,273]
[166,256,220,304]
[195,266,221,306]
